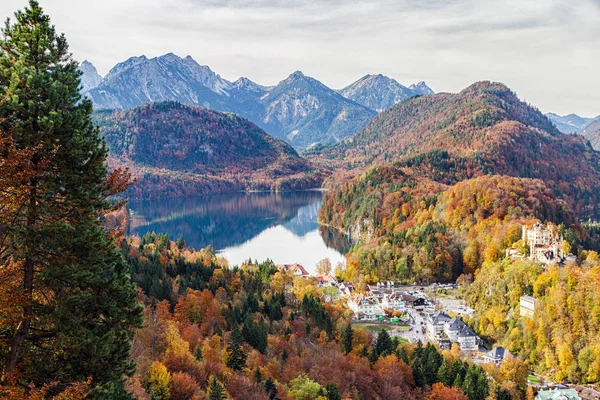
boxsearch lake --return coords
[127,191,350,274]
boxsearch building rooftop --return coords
[484,346,512,361]
[536,389,580,400]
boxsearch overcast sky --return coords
[1,0,599,116]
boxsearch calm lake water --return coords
[127,191,350,274]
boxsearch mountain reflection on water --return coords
[127,191,350,273]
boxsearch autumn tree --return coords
[427,382,468,400]
[0,1,142,396]
[316,258,332,276]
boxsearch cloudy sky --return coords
[1,0,599,116]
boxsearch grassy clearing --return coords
[528,374,541,385]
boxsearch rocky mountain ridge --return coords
[81,54,432,149]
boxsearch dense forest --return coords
[94,102,325,199]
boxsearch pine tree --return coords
[461,367,478,400]
[437,358,451,387]
[396,347,409,364]
[254,367,263,383]
[374,329,395,358]
[0,1,142,397]
[264,378,278,400]
[342,324,354,354]
[176,235,186,250]
[226,326,247,371]
[326,383,342,400]
[209,376,226,400]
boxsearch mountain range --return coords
[545,112,591,134]
[93,101,323,199]
[79,53,432,149]
[339,74,433,112]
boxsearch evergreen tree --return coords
[176,235,186,250]
[497,387,512,400]
[226,326,247,371]
[360,345,369,358]
[461,367,478,400]
[342,324,354,354]
[264,378,278,400]
[474,368,489,400]
[374,329,395,358]
[437,358,451,387]
[0,1,142,396]
[194,346,203,361]
[326,383,342,400]
[209,375,226,400]
[282,348,288,363]
[396,347,409,364]
[254,367,263,383]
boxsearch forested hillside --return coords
[465,257,600,384]
[319,82,600,217]
[318,81,600,283]
[116,233,501,400]
[94,102,324,199]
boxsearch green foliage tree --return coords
[208,375,226,400]
[342,325,354,355]
[264,378,278,400]
[226,326,247,371]
[0,1,142,396]
[288,375,323,400]
[326,383,342,400]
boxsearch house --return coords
[483,347,513,366]
[455,325,479,352]
[277,263,309,277]
[338,282,354,297]
[314,274,336,287]
[381,292,406,312]
[426,312,479,351]
[574,386,600,400]
[535,389,580,400]
[347,294,383,320]
[523,223,565,265]
[520,295,539,318]
[427,312,452,339]
[401,294,426,311]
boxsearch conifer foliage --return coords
[0,1,142,397]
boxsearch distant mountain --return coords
[339,74,430,112]
[409,81,435,96]
[86,53,231,111]
[78,60,102,93]
[318,81,600,217]
[93,102,323,199]
[82,53,377,150]
[581,116,600,150]
[259,71,376,149]
[545,112,590,134]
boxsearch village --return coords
[276,222,599,400]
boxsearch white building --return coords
[523,223,564,264]
[520,295,538,318]
[381,293,406,312]
[347,294,383,320]
[426,312,479,351]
